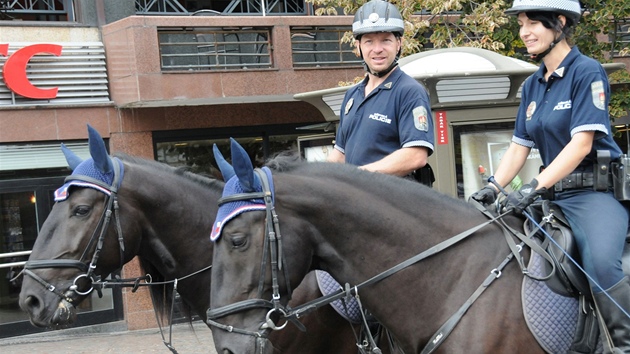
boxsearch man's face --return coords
[356,32,401,74]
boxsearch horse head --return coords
[208,139,311,354]
[18,125,131,328]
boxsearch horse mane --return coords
[263,150,304,172]
[114,152,223,323]
[263,150,474,214]
[115,152,223,190]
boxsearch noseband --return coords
[23,159,125,305]
[206,167,297,343]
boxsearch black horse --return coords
[207,138,553,354]
[18,126,359,354]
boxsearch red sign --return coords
[1,43,62,99]
[436,110,448,145]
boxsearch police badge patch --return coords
[344,98,354,115]
[591,80,605,110]
[413,106,429,132]
[526,101,536,120]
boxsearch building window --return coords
[291,27,361,68]
[159,28,272,71]
[0,0,73,22]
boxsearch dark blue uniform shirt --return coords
[334,68,435,166]
[513,46,621,170]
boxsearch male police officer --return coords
[327,0,434,182]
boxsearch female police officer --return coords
[471,0,630,351]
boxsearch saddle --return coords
[526,200,630,300]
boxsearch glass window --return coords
[156,132,300,174]
[453,123,543,200]
[0,191,37,322]
[0,179,122,337]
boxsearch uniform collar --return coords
[535,46,581,82]
[360,66,403,91]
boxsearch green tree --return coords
[309,0,629,119]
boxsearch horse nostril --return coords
[23,295,41,310]
[222,350,234,354]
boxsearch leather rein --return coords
[205,168,561,353]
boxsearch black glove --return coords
[470,186,498,205]
[505,179,547,215]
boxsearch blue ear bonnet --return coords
[54,157,124,201]
[54,125,124,201]
[210,167,274,241]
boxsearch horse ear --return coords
[61,143,83,171]
[230,138,256,192]
[213,144,235,181]
[87,124,113,174]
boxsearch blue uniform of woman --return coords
[514,46,629,290]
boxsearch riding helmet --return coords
[352,0,405,39]
[505,0,582,25]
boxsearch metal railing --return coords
[159,28,272,71]
[0,250,31,269]
[136,0,308,15]
[0,0,74,21]
[291,27,361,68]
[612,20,630,58]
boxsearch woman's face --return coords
[517,12,557,56]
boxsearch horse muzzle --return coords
[19,284,79,328]
[51,299,78,327]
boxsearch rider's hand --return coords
[505,179,547,215]
[470,186,498,205]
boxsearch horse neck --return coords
[120,162,220,279]
[275,170,511,349]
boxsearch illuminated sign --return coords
[436,110,448,145]
[0,43,63,99]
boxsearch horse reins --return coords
[23,158,125,305]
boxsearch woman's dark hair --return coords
[525,11,575,42]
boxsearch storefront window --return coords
[156,132,301,173]
[453,123,543,200]
[0,191,37,323]
[0,179,122,338]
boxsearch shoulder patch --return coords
[591,80,606,111]
[413,106,429,132]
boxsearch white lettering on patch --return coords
[369,112,392,124]
[553,100,572,111]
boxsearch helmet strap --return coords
[359,47,402,78]
[531,31,566,62]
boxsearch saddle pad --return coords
[315,270,362,324]
[522,250,581,353]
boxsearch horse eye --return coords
[73,205,91,217]
[230,235,247,249]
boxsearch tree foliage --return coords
[309,0,629,119]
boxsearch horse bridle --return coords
[206,167,296,343]
[23,158,125,305]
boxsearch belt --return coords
[554,172,594,192]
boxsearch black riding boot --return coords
[593,276,630,353]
